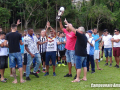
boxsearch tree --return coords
[89,4,115,29]
[0,7,11,32]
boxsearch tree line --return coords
[0,0,120,33]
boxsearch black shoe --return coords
[91,71,95,74]
[23,73,26,77]
[104,63,108,66]
[64,73,72,77]
[26,77,31,80]
[30,72,33,74]
[109,64,112,67]
[116,65,119,68]
[73,74,77,79]
[65,62,67,65]
[114,64,117,67]
[32,72,39,78]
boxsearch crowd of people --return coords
[0,19,120,83]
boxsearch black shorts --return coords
[0,56,8,69]
[40,52,46,61]
[59,50,66,57]
[23,53,27,65]
[102,46,104,52]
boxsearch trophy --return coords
[56,7,65,21]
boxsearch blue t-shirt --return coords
[92,34,100,50]
[20,37,24,54]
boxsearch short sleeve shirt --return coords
[75,31,87,56]
[24,34,39,54]
[112,34,120,47]
[102,35,112,48]
[5,32,22,53]
[63,28,76,50]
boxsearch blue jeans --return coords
[104,48,112,57]
[87,55,95,72]
[26,53,41,77]
[46,51,56,66]
[9,52,22,68]
[66,50,75,64]
[75,55,87,69]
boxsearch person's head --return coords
[93,28,98,34]
[103,29,108,36]
[59,32,63,37]
[77,26,85,34]
[0,32,6,39]
[87,30,92,37]
[24,30,27,36]
[27,28,34,36]
[91,29,93,33]
[65,23,72,32]
[57,31,60,36]
[11,24,17,31]
[36,34,40,38]
[50,30,54,37]
[114,29,120,35]
[41,29,46,37]
[0,27,2,33]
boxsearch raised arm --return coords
[59,19,64,31]
[64,18,76,34]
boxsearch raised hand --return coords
[46,21,50,28]
[64,18,68,24]
[17,19,21,25]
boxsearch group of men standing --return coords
[0,18,120,84]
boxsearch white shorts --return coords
[94,50,100,60]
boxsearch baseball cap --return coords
[87,30,92,34]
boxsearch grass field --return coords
[0,56,120,90]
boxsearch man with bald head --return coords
[64,19,87,82]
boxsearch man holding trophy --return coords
[59,7,77,79]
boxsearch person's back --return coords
[6,32,21,53]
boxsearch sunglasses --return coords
[114,31,117,32]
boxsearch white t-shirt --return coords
[87,37,95,54]
[102,35,112,48]
[112,34,120,47]
[0,39,8,56]
[86,33,89,40]
[46,36,57,52]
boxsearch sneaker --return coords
[44,72,49,76]
[100,58,103,61]
[58,64,61,67]
[91,71,95,74]
[104,63,108,66]
[98,60,100,62]
[23,73,26,77]
[32,72,39,78]
[114,64,117,67]
[65,62,67,65]
[37,70,41,74]
[64,73,72,77]
[49,64,52,66]
[109,64,112,67]
[53,72,56,76]
[73,74,77,79]
[116,65,119,68]
[26,77,31,80]
[42,69,46,73]
[61,64,66,66]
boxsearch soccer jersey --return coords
[46,36,57,52]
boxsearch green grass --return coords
[0,56,120,90]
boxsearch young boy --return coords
[0,32,8,83]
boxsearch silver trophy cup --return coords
[56,7,65,21]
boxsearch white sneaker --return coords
[100,58,103,61]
